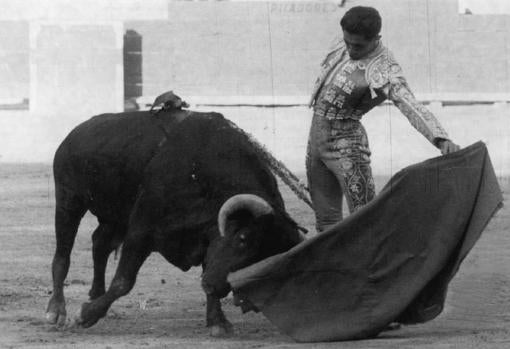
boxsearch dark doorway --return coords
[123,30,142,110]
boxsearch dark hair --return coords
[340,6,382,40]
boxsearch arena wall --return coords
[0,0,508,103]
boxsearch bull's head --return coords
[201,194,303,298]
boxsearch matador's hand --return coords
[438,139,460,155]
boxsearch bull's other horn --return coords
[217,194,273,236]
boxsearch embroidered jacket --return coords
[309,41,450,146]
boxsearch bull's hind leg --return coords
[46,188,86,326]
[73,231,150,328]
[89,223,125,300]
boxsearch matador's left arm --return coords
[387,77,450,147]
[369,54,453,149]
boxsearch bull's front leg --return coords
[89,223,125,300]
[72,232,150,328]
[206,294,233,337]
[89,223,114,300]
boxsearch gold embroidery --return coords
[333,95,345,108]
[343,61,357,74]
[342,80,355,94]
[323,89,336,103]
[366,52,402,89]
[390,81,450,143]
[333,74,347,88]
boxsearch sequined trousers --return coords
[306,113,375,232]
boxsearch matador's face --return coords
[342,30,380,60]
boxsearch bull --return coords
[45,97,304,336]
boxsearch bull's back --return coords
[141,112,286,221]
[53,111,168,221]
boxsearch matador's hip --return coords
[308,113,372,164]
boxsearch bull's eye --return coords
[235,231,250,250]
[237,233,248,250]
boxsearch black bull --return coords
[45,109,304,336]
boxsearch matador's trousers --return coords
[306,114,375,232]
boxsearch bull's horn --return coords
[217,194,274,237]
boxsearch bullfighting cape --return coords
[228,141,503,342]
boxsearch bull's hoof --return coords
[69,302,103,329]
[45,311,67,327]
[46,297,67,327]
[209,322,234,337]
[66,311,82,329]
